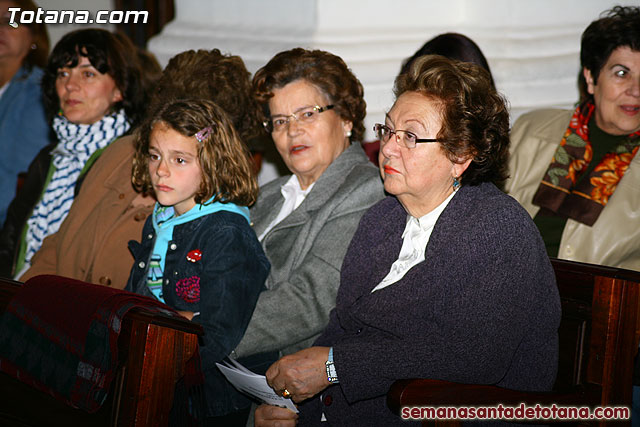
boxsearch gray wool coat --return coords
[234,143,385,358]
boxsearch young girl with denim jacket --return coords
[126,99,270,423]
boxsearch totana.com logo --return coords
[7,7,148,25]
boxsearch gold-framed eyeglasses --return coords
[373,123,444,149]
[264,104,334,133]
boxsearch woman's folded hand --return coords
[255,404,298,427]
[266,346,331,403]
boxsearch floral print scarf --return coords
[532,102,640,226]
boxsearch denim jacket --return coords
[127,210,270,416]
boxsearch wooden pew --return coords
[0,277,203,427]
[388,258,640,426]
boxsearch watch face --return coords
[326,360,338,382]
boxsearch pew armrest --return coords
[0,277,203,426]
[387,258,640,424]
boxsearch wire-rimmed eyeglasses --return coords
[373,123,444,149]
[263,105,334,133]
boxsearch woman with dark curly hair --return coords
[40,28,146,125]
[0,28,147,279]
[506,6,640,271]
[256,55,560,426]
[230,48,384,371]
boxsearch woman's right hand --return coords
[255,404,298,426]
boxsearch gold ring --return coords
[282,388,291,398]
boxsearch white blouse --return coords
[258,174,315,242]
[371,190,457,293]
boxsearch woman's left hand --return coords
[255,404,298,427]
[266,346,331,402]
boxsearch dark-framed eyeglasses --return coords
[263,104,334,133]
[373,123,444,149]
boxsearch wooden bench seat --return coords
[0,277,203,427]
[388,258,640,426]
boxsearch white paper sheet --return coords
[216,360,299,413]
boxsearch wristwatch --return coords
[325,347,339,383]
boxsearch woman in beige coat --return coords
[506,6,640,271]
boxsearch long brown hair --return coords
[132,99,258,207]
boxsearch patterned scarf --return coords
[532,102,640,226]
[23,109,130,266]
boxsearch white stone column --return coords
[41,0,114,46]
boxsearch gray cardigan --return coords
[300,182,561,426]
[235,143,385,357]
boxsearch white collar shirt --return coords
[371,190,457,293]
[258,174,315,242]
[0,81,9,100]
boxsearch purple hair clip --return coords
[194,126,213,143]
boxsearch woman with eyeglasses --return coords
[231,48,384,375]
[255,55,560,426]
[364,32,495,165]
[0,0,49,225]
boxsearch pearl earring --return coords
[346,130,352,138]
[31,44,37,50]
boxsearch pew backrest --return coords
[0,277,203,426]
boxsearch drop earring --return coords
[453,176,460,191]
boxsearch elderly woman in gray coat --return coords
[232,48,384,364]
